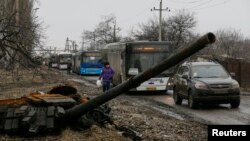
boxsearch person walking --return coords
[99,62,115,92]
[67,62,72,74]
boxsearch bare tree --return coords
[81,14,121,50]
[0,0,44,70]
[81,30,95,50]
[218,29,244,58]
[129,9,197,49]
[242,39,250,61]
[212,29,244,59]
[198,28,249,62]
[165,10,196,48]
[130,17,159,41]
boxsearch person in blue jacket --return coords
[99,62,115,92]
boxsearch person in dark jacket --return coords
[67,62,72,74]
[99,62,115,92]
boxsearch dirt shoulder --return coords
[0,67,207,141]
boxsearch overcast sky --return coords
[37,0,250,49]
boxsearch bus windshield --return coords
[82,56,102,63]
[128,52,169,72]
[50,56,58,62]
[82,52,102,63]
[59,55,71,63]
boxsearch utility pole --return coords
[65,37,69,52]
[69,41,75,53]
[69,41,72,52]
[113,20,120,42]
[66,38,77,53]
[93,31,96,50]
[81,38,84,51]
[15,0,19,26]
[151,0,170,41]
[54,47,57,54]
[72,41,77,53]
[49,46,52,55]
[74,43,78,53]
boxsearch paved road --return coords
[65,72,250,125]
[144,90,250,125]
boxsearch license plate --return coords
[215,89,228,94]
[147,86,156,91]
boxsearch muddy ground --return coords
[0,67,207,141]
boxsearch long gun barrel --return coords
[66,32,216,119]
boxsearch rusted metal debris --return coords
[0,85,111,135]
[0,98,27,106]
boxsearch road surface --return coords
[65,72,250,125]
[144,90,250,125]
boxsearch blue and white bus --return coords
[72,50,103,75]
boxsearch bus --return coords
[58,52,72,70]
[49,54,59,68]
[102,41,174,92]
[72,50,103,75]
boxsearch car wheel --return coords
[173,89,182,105]
[188,91,197,109]
[230,99,240,108]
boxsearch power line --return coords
[188,0,214,9]
[168,0,208,4]
[192,0,233,10]
[167,0,233,11]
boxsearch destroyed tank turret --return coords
[0,33,216,135]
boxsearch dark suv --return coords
[173,61,240,109]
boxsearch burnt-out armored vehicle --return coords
[0,85,110,135]
[0,33,216,135]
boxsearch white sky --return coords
[36,0,250,49]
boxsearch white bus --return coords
[102,41,174,92]
[58,52,72,70]
[49,54,59,68]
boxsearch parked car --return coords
[172,60,240,109]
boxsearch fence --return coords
[219,59,250,88]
